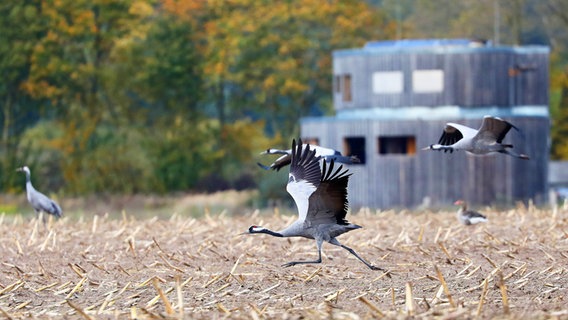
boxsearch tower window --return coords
[378,136,416,155]
[342,74,352,102]
[344,137,366,164]
[412,69,444,93]
[373,71,404,94]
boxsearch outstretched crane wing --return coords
[305,160,352,226]
[437,123,474,146]
[478,115,517,143]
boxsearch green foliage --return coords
[150,118,218,192]
[217,119,278,181]
[77,125,158,194]
[18,121,157,194]
[0,0,47,190]
[123,9,203,121]
[551,69,568,159]
[16,116,283,195]
[17,121,65,192]
[255,168,293,208]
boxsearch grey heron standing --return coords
[454,200,488,225]
[16,166,62,220]
[247,139,383,270]
[257,143,360,171]
[423,115,529,159]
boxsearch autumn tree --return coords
[22,0,157,193]
[122,3,220,191]
[540,0,568,159]
[162,0,395,184]
[399,0,548,45]
[199,0,395,136]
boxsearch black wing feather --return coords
[479,116,518,143]
[436,125,463,153]
[438,127,463,146]
[289,139,321,188]
[495,121,517,143]
[306,159,352,226]
[465,210,486,219]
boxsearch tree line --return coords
[1,0,567,196]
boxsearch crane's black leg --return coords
[257,162,271,170]
[498,149,530,160]
[340,244,385,271]
[330,238,385,271]
[282,239,323,268]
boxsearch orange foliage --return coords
[162,0,205,17]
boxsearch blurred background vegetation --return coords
[1,0,568,204]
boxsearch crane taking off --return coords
[257,143,360,171]
[423,115,529,160]
[16,166,62,220]
[247,139,383,270]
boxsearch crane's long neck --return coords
[251,228,284,237]
[265,149,289,155]
[22,172,35,202]
[24,172,35,190]
[429,144,455,151]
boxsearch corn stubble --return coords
[0,202,566,319]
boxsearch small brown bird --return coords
[454,200,488,225]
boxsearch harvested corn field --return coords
[0,202,567,319]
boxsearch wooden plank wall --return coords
[301,116,549,209]
[333,49,549,110]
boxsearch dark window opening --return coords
[334,76,341,93]
[344,137,365,164]
[342,74,352,102]
[378,136,416,155]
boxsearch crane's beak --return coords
[15,167,23,172]
[237,231,250,236]
[421,146,431,150]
